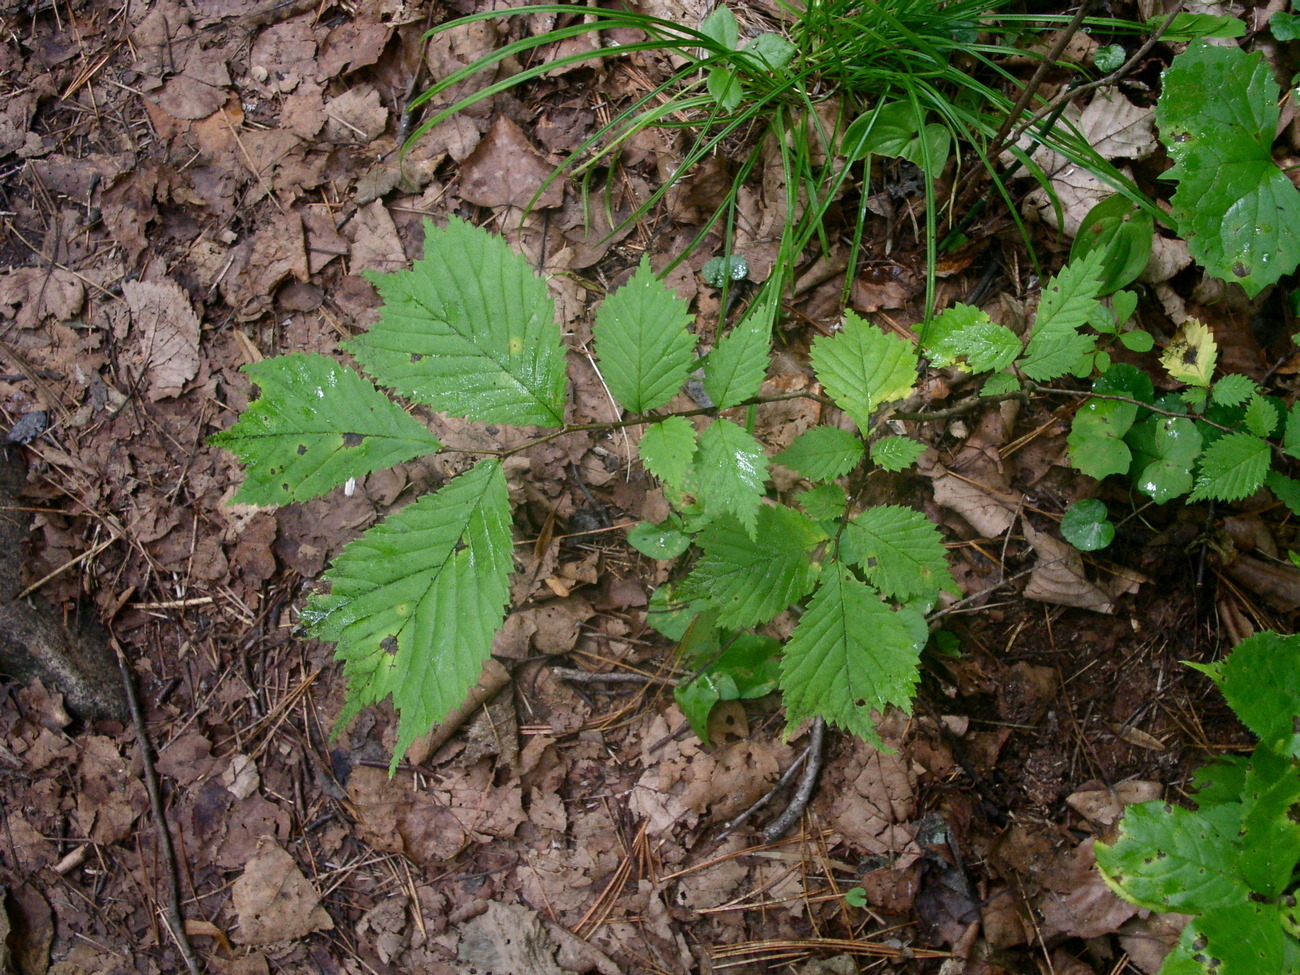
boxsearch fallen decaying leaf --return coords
[1065,779,1163,826]
[232,842,333,944]
[458,901,578,975]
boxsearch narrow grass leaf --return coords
[350,218,566,427]
[211,353,443,505]
[595,257,697,413]
[303,459,513,771]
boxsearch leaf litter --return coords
[0,0,1293,971]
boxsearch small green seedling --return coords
[1096,632,1300,974]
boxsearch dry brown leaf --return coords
[1066,780,1163,826]
[322,85,388,144]
[459,116,565,210]
[231,842,333,944]
[458,901,578,975]
[120,279,201,401]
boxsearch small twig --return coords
[111,636,203,975]
[551,666,676,686]
[891,390,1030,422]
[762,717,826,843]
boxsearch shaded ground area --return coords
[1,0,1297,971]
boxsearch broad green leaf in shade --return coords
[1161,319,1218,387]
[678,506,825,628]
[1267,471,1300,516]
[646,583,710,640]
[1069,195,1155,296]
[704,300,772,409]
[1157,42,1300,297]
[1284,404,1300,460]
[1236,748,1300,896]
[774,426,865,481]
[1188,432,1270,502]
[1094,44,1125,73]
[639,416,697,492]
[211,353,444,506]
[1061,499,1115,551]
[1212,374,1258,407]
[920,303,1020,372]
[1272,12,1300,40]
[1244,394,1280,438]
[303,459,513,771]
[799,484,848,520]
[707,67,742,110]
[700,5,739,48]
[627,518,692,559]
[1119,328,1155,353]
[1127,416,1203,503]
[843,102,950,173]
[1192,754,1251,807]
[693,419,769,535]
[1068,397,1138,480]
[743,32,795,71]
[871,436,926,473]
[351,218,566,428]
[982,373,1021,396]
[1020,250,1106,381]
[780,565,926,749]
[1095,801,1250,913]
[1204,632,1300,759]
[676,634,781,744]
[844,505,957,601]
[811,313,917,434]
[594,257,696,413]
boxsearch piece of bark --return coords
[0,448,126,720]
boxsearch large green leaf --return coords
[1188,432,1270,502]
[303,459,514,771]
[678,506,826,628]
[811,313,917,434]
[843,505,956,601]
[1206,632,1300,760]
[211,353,443,505]
[1020,249,1105,381]
[1157,42,1300,297]
[1068,397,1138,480]
[693,419,769,535]
[780,565,926,748]
[703,297,773,409]
[920,303,1020,372]
[349,218,567,427]
[595,257,696,413]
[639,416,697,492]
[1095,801,1249,913]
[774,426,865,481]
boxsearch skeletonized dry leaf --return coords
[121,279,201,401]
[232,843,333,944]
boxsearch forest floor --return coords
[1,0,1298,972]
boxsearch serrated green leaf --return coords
[811,313,917,434]
[679,506,825,628]
[211,354,444,506]
[595,257,696,413]
[871,435,926,473]
[303,459,512,771]
[844,505,956,601]
[1237,748,1300,896]
[1188,432,1270,502]
[1245,394,1280,438]
[1212,374,1258,407]
[1061,498,1115,551]
[704,299,772,409]
[1213,632,1300,759]
[780,566,925,748]
[693,419,769,535]
[1157,42,1300,297]
[1267,470,1300,516]
[640,416,697,492]
[982,373,1021,396]
[798,483,847,520]
[1021,250,1106,381]
[1284,405,1300,460]
[1095,801,1250,913]
[1128,416,1203,503]
[350,218,566,427]
[920,303,1020,372]
[774,426,865,481]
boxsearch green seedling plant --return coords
[1095,632,1300,975]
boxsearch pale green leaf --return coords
[1244,394,1280,438]
[211,353,443,506]
[678,506,825,627]
[1188,432,1270,502]
[1095,801,1249,913]
[780,566,925,748]
[774,426,865,481]
[1161,318,1218,388]
[921,303,1020,372]
[640,416,697,492]
[693,419,769,535]
[700,5,738,48]
[350,218,566,427]
[871,436,926,473]
[704,299,772,409]
[595,257,696,413]
[743,32,795,70]
[811,313,917,433]
[1212,373,1257,407]
[303,459,513,771]
[1157,42,1300,297]
[844,504,956,601]
[1020,250,1105,381]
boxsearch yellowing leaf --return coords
[1161,318,1218,387]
